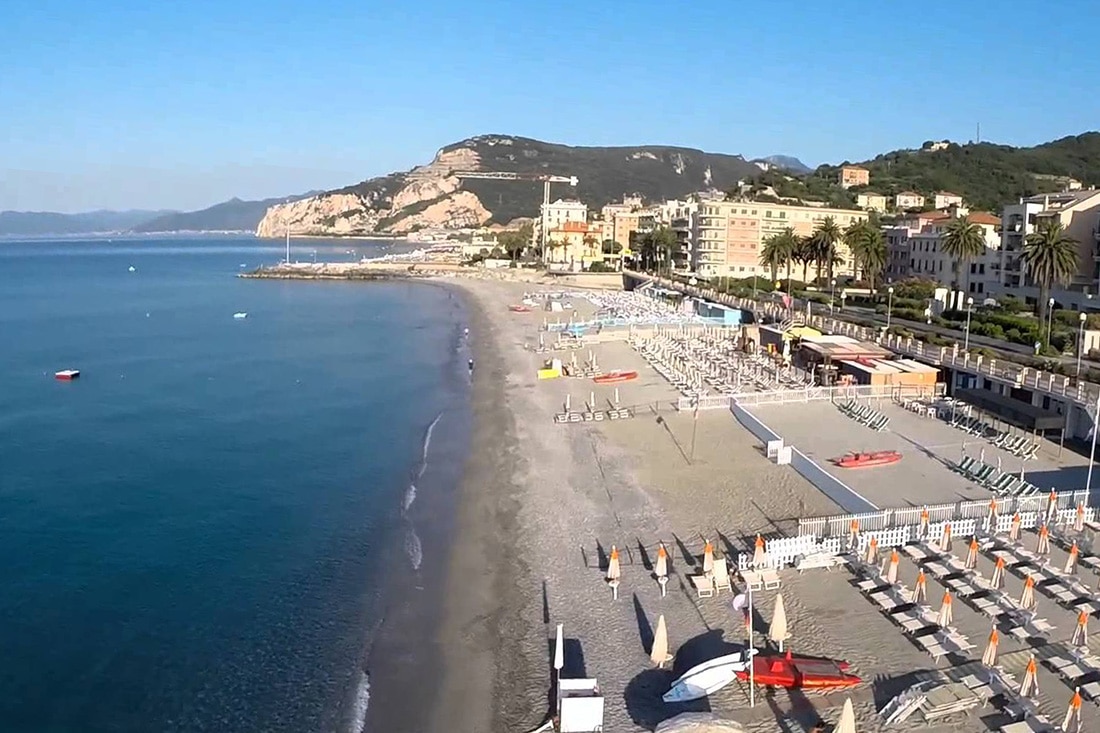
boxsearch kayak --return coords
[509,305,531,313]
[832,450,902,468]
[593,370,638,384]
[663,650,758,703]
[736,651,861,689]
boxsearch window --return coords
[765,211,772,218]
[779,212,786,219]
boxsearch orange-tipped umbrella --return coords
[937,591,953,628]
[607,545,621,581]
[1047,489,1059,524]
[886,549,900,584]
[966,537,979,569]
[704,540,715,574]
[1061,687,1082,732]
[751,535,766,569]
[1010,512,1022,542]
[1020,575,1036,612]
[655,544,668,579]
[1065,541,1080,575]
[912,568,928,604]
[865,536,879,565]
[919,508,929,539]
[1036,524,1050,555]
[991,556,1006,589]
[1019,656,1039,698]
[849,519,860,550]
[1075,502,1086,532]
[987,498,998,531]
[940,522,952,553]
[981,626,999,667]
[1072,610,1089,647]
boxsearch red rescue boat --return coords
[54,369,81,381]
[593,370,638,384]
[736,651,861,690]
[832,450,902,468]
[508,305,532,313]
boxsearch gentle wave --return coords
[347,671,370,733]
[402,483,417,515]
[405,527,423,571]
[418,413,442,480]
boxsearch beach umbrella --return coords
[1066,541,1080,575]
[1075,503,1086,532]
[1020,656,1039,698]
[1010,513,1022,542]
[987,498,998,532]
[940,523,952,554]
[1020,575,1036,612]
[1047,489,1059,525]
[650,614,670,668]
[981,626,999,667]
[752,535,767,569]
[1072,611,1089,647]
[554,623,565,673]
[991,557,1006,589]
[965,537,979,570]
[937,591,953,628]
[885,549,900,585]
[912,568,928,604]
[835,697,856,733]
[1036,524,1050,555]
[1061,687,1083,733]
[768,593,789,652]
[919,508,929,540]
[865,536,879,565]
[607,546,621,581]
[656,544,669,597]
[848,519,860,550]
[704,540,715,574]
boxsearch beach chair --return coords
[956,455,977,476]
[690,574,715,598]
[1022,443,1040,460]
[972,464,995,484]
[761,568,781,590]
[992,432,1010,447]
[872,415,890,432]
[987,473,1014,493]
[712,558,733,594]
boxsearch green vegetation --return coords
[941,216,987,290]
[1022,219,1080,345]
[759,228,798,283]
[635,226,679,274]
[808,217,843,281]
[843,221,887,290]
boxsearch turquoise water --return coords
[0,237,469,732]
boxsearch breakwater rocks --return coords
[238,262,471,281]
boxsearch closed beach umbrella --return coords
[981,627,999,667]
[1066,541,1080,575]
[768,593,789,652]
[554,623,564,672]
[1020,575,1036,612]
[886,549,900,585]
[1020,656,1039,698]
[1047,489,1059,525]
[940,523,952,554]
[1036,524,1051,555]
[865,536,878,565]
[1010,513,1022,542]
[703,540,715,574]
[991,557,1006,589]
[1061,687,1082,733]
[752,535,767,569]
[965,538,979,570]
[650,614,670,668]
[849,519,860,550]
[1072,611,1089,648]
[937,591,953,628]
[607,545,621,581]
[655,543,668,579]
[919,508,929,540]
[912,568,928,604]
[835,697,857,733]
[1075,503,1086,532]
[987,498,998,532]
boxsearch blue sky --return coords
[3,0,1100,212]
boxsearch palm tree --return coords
[858,228,887,291]
[941,215,987,294]
[842,220,871,279]
[810,216,842,282]
[775,227,799,288]
[793,235,815,284]
[1022,219,1079,345]
[759,231,795,283]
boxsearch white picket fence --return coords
[799,490,1093,539]
[735,534,844,570]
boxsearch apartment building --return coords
[545,220,601,268]
[933,191,964,210]
[894,191,926,210]
[536,199,588,249]
[856,192,887,212]
[884,210,1001,296]
[691,200,866,278]
[838,166,870,189]
[998,190,1100,307]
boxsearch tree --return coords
[639,226,679,275]
[809,216,842,282]
[941,215,986,293]
[793,235,815,283]
[601,238,622,255]
[759,228,797,284]
[856,227,887,291]
[1022,219,1079,345]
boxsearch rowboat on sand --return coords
[736,651,861,689]
[831,450,902,469]
[592,370,638,384]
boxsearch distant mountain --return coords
[0,209,172,237]
[132,194,318,233]
[756,155,812,174]
[256,134,763,236]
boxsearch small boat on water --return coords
[128,265,136,272]
[593,370,638,384]
[663,650,758,703]
[55,369,80,381]
[736,651,860,689]
[832,450,902,468]
[233,312,248,319]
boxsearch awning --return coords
[955,389,1063,431]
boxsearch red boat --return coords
[508,305,531,313]
[593,370,638,384]
[736,651,861,689]
[832,450,902,468]
[54,369,81,381]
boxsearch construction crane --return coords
[451,170,578,252]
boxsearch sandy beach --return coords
[426,273,1099,733]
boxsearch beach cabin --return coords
[837,357,940,391]
[693,299,745,326]
[558,679,604,733]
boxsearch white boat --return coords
[128,265,136,272]
[662,650,758,703]
[233,312,248,319]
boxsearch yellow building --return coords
[692,200,867,278]
[838,166,870,189]
[856,192,887,212]
[546,220,602,268]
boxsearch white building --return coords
[536,199,588,248]
[933,191,964,210]
[883,209,1001,297]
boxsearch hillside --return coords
[256,134,762,236]
[810,133,1100,211]
[0,209,171,237]
[133,194,316,233]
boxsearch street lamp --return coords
[964,296,974,351]
[829,278,837,316]
[1046,297,1055,348]
[886,286,895,330]
[1078,311,1088,378]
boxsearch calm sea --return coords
[0,236,470,732]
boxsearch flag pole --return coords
[748,581,755,708]
[1086,389,1099,505]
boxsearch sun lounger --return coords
[972,464,995,483]
[956,455,977,475]
[760,568,781,590]
[739,569,763,592]
[690,574,715,598]
[712,558,732,594]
